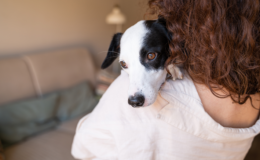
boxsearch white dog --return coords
[101,19,183,107]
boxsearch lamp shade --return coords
[106,5,126,25]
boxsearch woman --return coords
[148,0,260,128]
[72,0,260,159]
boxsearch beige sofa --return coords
[1,47,259,160]
[0,48,97,160]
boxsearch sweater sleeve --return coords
[71,121,117,160]
[71,70,130,160]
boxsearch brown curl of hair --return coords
[148,0,260,107]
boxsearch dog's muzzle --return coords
[128,94,145,107]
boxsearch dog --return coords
[101,18,183,107]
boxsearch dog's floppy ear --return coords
[101,33,122,69]
[166,64,183,80]
[156,16,172,42]
[156,16,167,26]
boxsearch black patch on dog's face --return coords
[140,19,171,70]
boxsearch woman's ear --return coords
[101,33,123,69]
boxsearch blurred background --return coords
[0,1,148,159]
[0,0,148,67]
[0,0,259,160]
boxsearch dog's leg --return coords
[167,64,183,81]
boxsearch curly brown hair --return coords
[148,0,260,107]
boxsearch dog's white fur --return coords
[119,21,182,106]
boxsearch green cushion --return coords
[56,81,98,121]
[0,93,58,145]
[0,81,98,146]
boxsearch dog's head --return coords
[101,19,172,107]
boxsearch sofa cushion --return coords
[0,81,97,146]
[26,48,97,94]
[0,58,37,106]
[0,93,58,146]
[4,129,75,160]
[0,48,96,106]
[56,81,97,122]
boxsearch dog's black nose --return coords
[128,94,145,107]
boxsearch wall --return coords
[0,0,147,67]
[119,0,148,32]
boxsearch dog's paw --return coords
[167,64,183,81]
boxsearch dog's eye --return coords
[147,53,157,60]
[120,61,128,69]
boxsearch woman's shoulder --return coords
[161,71,260,129]
[195,82,260,128]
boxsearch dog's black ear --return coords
[156,16,167,26]
[156,16,172,42]
[101,33,122,69]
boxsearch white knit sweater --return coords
[72,70,260,160]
